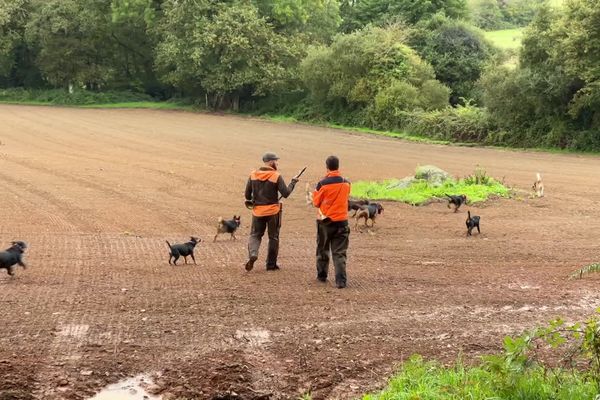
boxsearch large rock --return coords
[386,176,415,189]
[414,165,450,187]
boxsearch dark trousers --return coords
[248,213,280,268]
[316,221,350,285]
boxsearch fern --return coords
[570,263,600,279]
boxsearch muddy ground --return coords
[1,105,600,399]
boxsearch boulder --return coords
[414,165,450,187]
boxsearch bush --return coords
[300,25,450,124]
[469,0,546,30]
[403,105,493,142]
[410,14,495,103]
[0,88,153,105]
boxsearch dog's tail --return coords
[467,211,471,220]
[217,216,224,227]
[536,172,542,182]
[445,193,453,199]
[165,240,171,249]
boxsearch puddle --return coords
[88,374,161,400]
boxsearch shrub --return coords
[0,88,153,105]
[403,105,493,142]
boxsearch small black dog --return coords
[348,199,370,217]
[0,241,27,277]
[446,194,467,212]
[466,211,481,236]
[166,237,201,265]
[214,216,241,242]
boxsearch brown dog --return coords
[532,173,544,197]
[354,203,384,231]
[305,182,313,205]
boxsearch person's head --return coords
[262,152,280,170]
[325,155,339,171]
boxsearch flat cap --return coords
[262,152,280,162]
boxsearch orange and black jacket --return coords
[245,167,296,217]
[313,170,351,225]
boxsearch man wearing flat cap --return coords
[244,152,298,271]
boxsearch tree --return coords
[340,0,468,33]
[480,0,600,149]
[551,0,600,126]
[254,0,341,43]
[110,0,162,93]
[301,25,449,127]
[25,0,115,89]
[155,1,302,109]
[469,0,505,30]
[410,14,494,104]
[0,0,32,84]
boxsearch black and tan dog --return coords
[465,211,481,236]
[446,194,467,212]
[348,199,370,217]
[354,203,384,231]
[166,237,201,265]
[214,216,241,242]
[0,241,27,277]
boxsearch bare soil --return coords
[1,105,600,399]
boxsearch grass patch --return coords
[364,311,600,399]
[484,28,524,50]
[570,262,600,280]
[260,113,452,146]
[0,88,199,111]
[351,169,510,205]
[79,101,196,110]
[363,355,597,400]
[259,113,600,157]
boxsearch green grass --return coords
[484,28,524,50]
[260,113,600,156]
[79,101,196,110]
[362,355,597,400]
[351,177,510,205]
[261,114,453,146]
[0,88,199,111]
[0,100,197,111]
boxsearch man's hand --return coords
[291,177,299,184]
